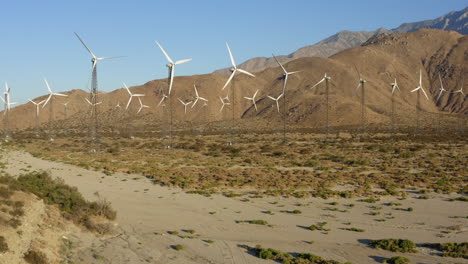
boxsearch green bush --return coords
[0,172,116,231]
[422,242,468,258]
[384,256,411,264]
[254,245,351,264]
[370,239,417,253]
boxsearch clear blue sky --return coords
[1,0,466,104]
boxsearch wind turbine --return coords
[2,82,16,139]
[124,83,145,110]
[452,76,465,134]
[273,54,300,143]
[42,78,67,140]
[267,93,284,113]
[178,98,192,114]
[192,84,208,108]
[75,32,124,144]
[435,74,447,135]
[156,41,192,149]
[137,97,150,114]
[244,89,259,111]
[158,93,168,107]
[28,99,45,135]
[222,43,255,145]
[354,67,367,134]
[389,78,401,134]
[311,73,332,135]
[219,96,230,112]
[410,69,429,134]
[85,98,102,106]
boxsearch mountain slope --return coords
[214,7,467,75]
[4,29,466,133]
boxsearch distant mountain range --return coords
[214,7,467,75]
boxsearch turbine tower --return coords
[28,99,46,136]
[75,32,124,145]
[436,73,447,135]
[42,78,67,140]
[354,67,367,134]
[1,82,17,139]
[156,41,192,148]
[311,73,332,135]
[222,42,255,145]
[273,54,300,143]
[410,69,429,135]
[124,83,145,139]
[389,78,401,135]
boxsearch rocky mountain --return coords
[214,7,467,75]
[4,29,466,133]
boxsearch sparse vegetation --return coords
[370,239,417,253]
[250,245,352,264]
[24,250,48,264]
[236,220,269,225]
[0,171,116,232]
[0,236,8,253]
[422,242,467,259]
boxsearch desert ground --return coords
[0,132,466,264]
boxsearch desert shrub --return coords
[342,227,365,232]
[370,239,417,253]
[449,197,468,202]
[173,244,184,251]
[0,236,8,253]
[236,220,269,225]
[253,245,351,264]
[422,242,468,258]
[384,256,411,264]
[309,222,330,231]
[0,172,116,231]
[24,250,48,264]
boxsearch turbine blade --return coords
[276,101,280,113]
[44,78,52,93]
[311,78,325,89]
[283,74,288,93]
[272,54,287,73]
[42,94,52,108]
[237,69,255,77]
[126,97,133,110]
[178,98,184,104]
[226,42,236,67]
[410,87,420,93]
[288,71,301,75]
[100,56,125,61]
[267,96,275,100]
[157,97,165,107]
[74,32,96,58]
[192,98,198,108]
[253,101,258,112]
[222,71,236,90]
[253,89,258,98]
[85,98,92,105]
[194,84,199,97]
[420,87,429,100]
[419,69,422,87]
[54,93,68,97]
[438,73,444,90]
[354,82,362,94]
[175,58,192,65]
[168,66,175,95]
[277,93,283,100]
[155,41,173,64]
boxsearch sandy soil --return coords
[1,150,467,264]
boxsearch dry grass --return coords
[8,132,467,199]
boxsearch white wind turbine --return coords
[389,78,401,134]
[2,82,16,138]
[124,83,145,110]
[42,78,68,108]
[435,74,447,135]
[272,54,300,93]
[452,77,465,134]
[244,89,259,111]
[311,73,333,135]
[29,99,46,134]
[137,97,150,114]
[222,43,255,90]
[156,41,191,148]
[267,93,284,113]
[178,98,192,114]
[158,93,168,107]
[410,69,430,134]
[273,54,300,143]
[452,77,465,97]
[192,84,208,108]
[156,41,192,95]
[222,43,255,145]
[354,66,367,133]
[219,96,230,112]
